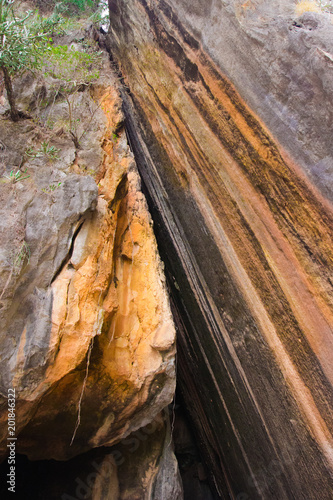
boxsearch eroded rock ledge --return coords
[107,0,333,498]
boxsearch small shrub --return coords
[43,44,102,86]
[26,141,60,160]
[42,44,103,148]
[42,182,62,193]
[3,169,30,183]
[0,0,62,121]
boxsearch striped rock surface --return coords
[107,0,333,497]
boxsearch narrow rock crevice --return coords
[50,219,86,286]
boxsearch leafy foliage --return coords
[42,43,103,148]
[0,0,106,124]
[26,141,60,161]
[0,0,62,120]
[42,182,62,193]
[3,169,30,183]
[0,0,61,77]
[43,44,102,88]
[63,0,94,11]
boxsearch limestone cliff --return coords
[0,40,177,476]
[107,0,333,498]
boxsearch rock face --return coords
[0,51,176,465]
[3,411,183,500]
[0,410,183,500]
[107,0,333,498]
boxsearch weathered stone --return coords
[94,411,183,500]
[107,0,333,498]
[173,406,215,500]
[0,411,182,499]
[0,50,176,462]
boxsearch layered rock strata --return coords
[0,52,176,464]
[107,0,333,498]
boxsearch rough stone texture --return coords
[166,0,333,201]
[100,411,183,500]
[107,0,333,498]
[0,48,176,462]
[173,405,216,499]
[0,411,183,500]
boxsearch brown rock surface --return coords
[107,0,333,498]
[0,51,176,461]
[2,410,183,499]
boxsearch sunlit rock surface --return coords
[0,55,176,462]
[107,0,333,497]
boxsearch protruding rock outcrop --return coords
[0,52,176,463]
[107,0,333,498]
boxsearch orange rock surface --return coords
[0,78,176,461]
[107,0,333,497]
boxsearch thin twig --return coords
[70,337,94,446]
[78,98,102,143]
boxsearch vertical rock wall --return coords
[107,0,333,498]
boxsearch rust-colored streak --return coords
[9,84,176,461]
[110,0,333,450]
